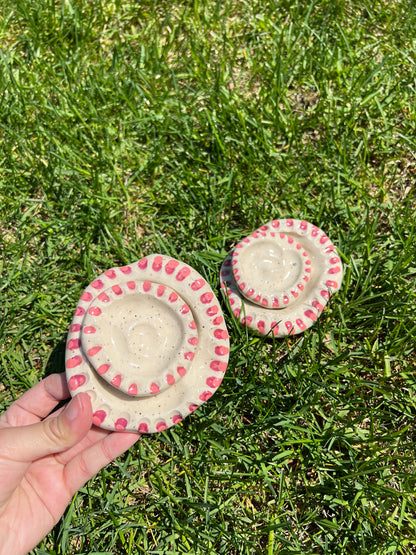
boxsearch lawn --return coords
[1,0,416,553]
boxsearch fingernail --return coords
[64,396,81,421]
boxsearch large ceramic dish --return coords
[220,219,343,337]
[66,255,229,433]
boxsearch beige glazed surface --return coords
[220,218,343,337]
[65,255,229,433]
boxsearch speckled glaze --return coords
[220,219,343,337]
[65,255,229,433]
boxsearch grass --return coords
[1,0,416,553]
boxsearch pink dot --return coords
[68,374,86,391]
[328,266,341,274]
[112,285,123,295]
[283,296,289,305]
[191,279,205,290]
[288,236,294,244]
[214,329,228,339]
[261,298,269,307]
[152,256,163,272]
[111,375,122,387]
[233,308,241,318]
[91,279,104,289]
[320,235,329,244]
[115,418,127,431]
[184,352,195,361]
[285,321,295,334]
[298,284,304,291]
[326,280,338,288]
[241,316,253,325]
[88,306,102,316]
[206,376,222,388]
[213,316,223,326]
[97,364,110,375]
[330,256,341,264]
[215,346,229,356]
[105,269,117,279]
[210,360,227,372]
[75,306,86,316]
[189,404,199,412]
[257,321,266,334]
[286,219,294,227]
[188,336,198,346]
[67,338,80,351]
[271,323,279,336]
[127,281,136,290]
[272,298,279,308]
[93,410,106,425]
[150,382,160,394]
[98,292,110,302]
[189,320,197,329]
[66,355,82,369]
[207,305,219,316]
[169,292,178,303]
[199,391,213,402]
[271,220,280,228]
[128,383,138,395]
[300,220,308,230]
[166,374,175,385]
[155,285,165,297]
[246,288,254,297]
[138,258,148,270]
[143,281,151,292]
[138,422,149,433]
[80,291,93,302]
[312,226,319,237]
[238,282,246,291]
[176,266,191,281]
[324,245,336,253]
[296,319,306,330]
[304,310,317,321]
[87,346,102,356]
[120,265,132,274]
[156,422,167,432]
[312,301,324,312]
[165,259,179,274]
[83,326,96,334]
[70,324,81,332]
[180,304,190,314]
[201,293,214,304]
[321,290,330,299]
[177,366,186,377]
[172,415,183,424]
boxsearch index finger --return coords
[0,373,70,427]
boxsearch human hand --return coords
[0,373,140,555]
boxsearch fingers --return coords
[0,392,92,463]
[0,373,70,427]
[63,432,140,494]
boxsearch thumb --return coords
[0,393,93,463]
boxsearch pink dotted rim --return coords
[65,255,229,433]
[80,280,197,398]
[232,229,310,308]
[220,219,343,337]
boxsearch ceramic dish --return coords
[66,255,229,433]
[220,219,343,337]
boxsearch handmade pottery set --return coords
[66,219,343,433]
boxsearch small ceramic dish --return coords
[66,255,229,433]
[220,219,343,337]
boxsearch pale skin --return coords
[0,373,140,555]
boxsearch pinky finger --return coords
[63,432,141,494]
